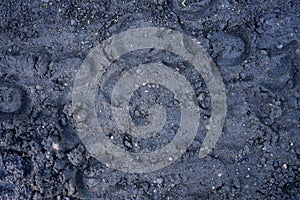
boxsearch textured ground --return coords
[0,0,299,199]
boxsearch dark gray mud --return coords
[0,0,299,199]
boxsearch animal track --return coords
[0,81,30,120]
[170,0,215,20]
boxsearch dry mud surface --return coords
[0,0,300,199]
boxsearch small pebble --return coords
[35,85,43,90]
[156,178,163,184]
[295,48,300,56]
[52,143,60,150]
[71,19,76,26]
[282,164,288,169]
